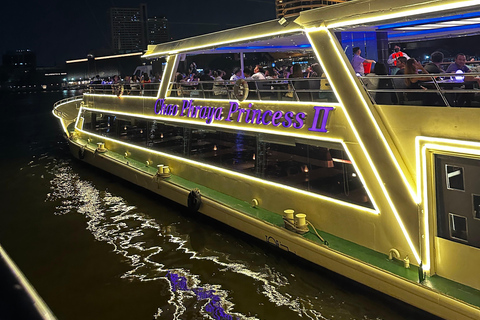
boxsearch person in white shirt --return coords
[230,67,243,81]
[251,65,266,80]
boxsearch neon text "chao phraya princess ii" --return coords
[154,99,333,133]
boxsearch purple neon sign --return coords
[154,99,333,133]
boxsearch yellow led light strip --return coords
[311,30,418,203]
[66,52,143,64]
[143,28,305,57]
[325,0,480,29]
[84,91,340,107]
[0,244,56,319]
[415,136,480,272]
[75,105,378,214]
[308,30,421,264]
[51,109,69,135]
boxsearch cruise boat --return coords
[53,0,480,318]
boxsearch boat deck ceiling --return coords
[143,0,480,57]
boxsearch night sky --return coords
[0,0,276,67]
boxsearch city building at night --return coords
[109,5,169,53]
[276,0,351,19]
[147,17,169,45]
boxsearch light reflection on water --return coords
[46,161,331,319]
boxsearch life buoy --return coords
[233,79,249,101]
[187,188,202,213]
[78,147,85,159]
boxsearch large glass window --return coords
[81,111,371,208]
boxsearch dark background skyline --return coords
[0,0,276,67]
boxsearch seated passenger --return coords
[252,65,266,80]
[446,53,470,73]
[243,68,253,80]
[404,59,432,103]
[394,57,407,75]
[424,51,445,73]
[373,63,396,104]
[230,67,243,81]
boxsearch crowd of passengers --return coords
[89,72,162,96]
[173,62,332,99]
[353,45,480,106]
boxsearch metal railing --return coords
[360,72,480,107]
[168,78,338,102]
[86,83,161,97]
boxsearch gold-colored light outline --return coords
[325,1,480,29]
[142,28,305,57]
[415,136,480,272]
[76,105,379,215]
[307,29,421,264]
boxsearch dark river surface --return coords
[0,90,442,320]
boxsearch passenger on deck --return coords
[387,45,410,74]
[394,57,407,75]
[446,53,470,73]
[445,53,480,106]
[265,67,278,79]
[424,51,445,73]
[243,68,253,80]
[351,47,376,76]
[200,68,214,81]
[289,64,304,78]
[230,67,243,81]
[252,65,266,80]
[404,59,432,103]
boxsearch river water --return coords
[0,90,441,320]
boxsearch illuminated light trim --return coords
[307,30,421,264]
[142,29,305,57]
[332,158,352,164]
[83,92,341,107]
[74,108,377,214]
[309,30,418,203]
[84,93,158,100]
[164,96,340,107]
[76,105,378,215]
[52,97,83,135]
[95,52,143,60]
[66,52,144,64]
[0,244,56,320]
[325,1,480,29]
[415,136,480,271]
[389,24,480,39]
[66,58,88,64]
[377,11,480,29]
[52,109,69,135]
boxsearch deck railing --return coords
[168,78,338,103]
[86,83,161,97]
[360,72,480,107]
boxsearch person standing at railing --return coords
[387,45,410,75]
[351,47,376,76]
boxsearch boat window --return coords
[82,112,372,209]
[449,213,468,242]
[473,194,480,220]
[446,164,465,191]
